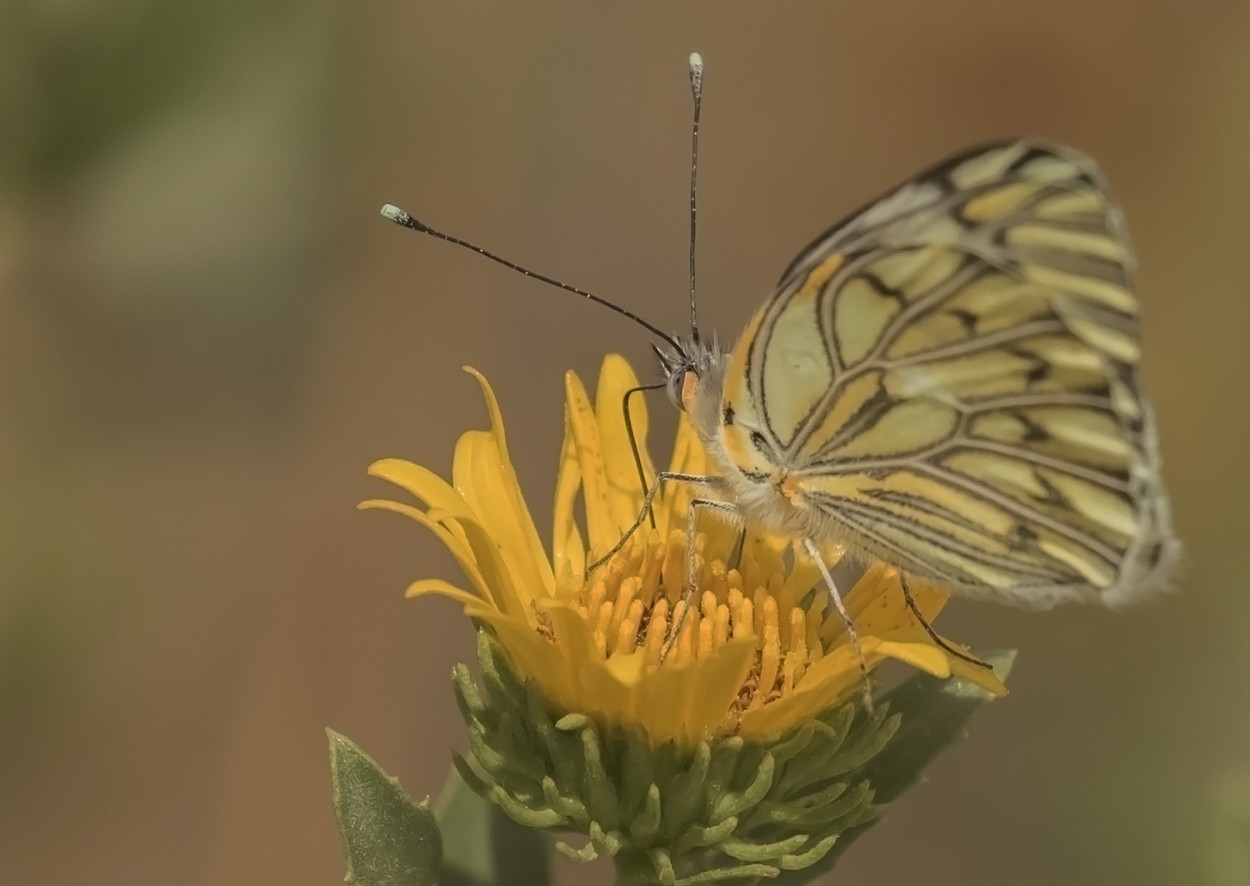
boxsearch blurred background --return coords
[2,1,1248,884]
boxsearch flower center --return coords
[555,529,850,718]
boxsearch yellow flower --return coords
[361,355,1004,748]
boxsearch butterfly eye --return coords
[665,367,688,411]
[679,368,701,412]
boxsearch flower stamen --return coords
[548,528,885,733]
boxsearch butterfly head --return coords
[653,333,723,414]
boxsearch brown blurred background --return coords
[2,2,1248,884]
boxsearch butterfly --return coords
[381,55,1179,668]
[651,137,1179,617]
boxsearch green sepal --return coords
[720,832,808,862]
[659,741,712,842]
[327,730,441,886]
[579,724,623,830]
[708,753,775,822]
[629,784,663,842]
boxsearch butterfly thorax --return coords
[658,331,823,540]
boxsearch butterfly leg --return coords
[658,497,740,664]
[898,575,992,670]
[587,471,721,574]
[803,537,874,713]
[726,526,747,571]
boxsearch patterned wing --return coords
[720,139,1176,606]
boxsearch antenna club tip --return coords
[380,203,408,222]
[380,202,430,232]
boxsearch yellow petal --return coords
[541,599,605,664]
[948,654,1010,697]
[359,499,495,605]
[874,633,953,678]
[405,578,492,612]
[475,611,582,705]
[634,638,757,745]
[435,507,538,621]
[563,370,621,554]
[572,654,646,729]
[454,368,556,598]
[602,649,650,686]
[453,429,553,604]
[657,414,703,533]
[367,459,476,553]
[820,564,952,647]
[594,354,658,533]
[552,413,585,581]
[369,458,472,519]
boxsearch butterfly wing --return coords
[719,139,1177,607]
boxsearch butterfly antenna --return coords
[379,204,680,351]
[686,51,704,344]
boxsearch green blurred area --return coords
[1,2,1247,884]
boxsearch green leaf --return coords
[436,766,553,886]
[328,730,442,886]
[772,650,1015,885]
[858,650,1016,805]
